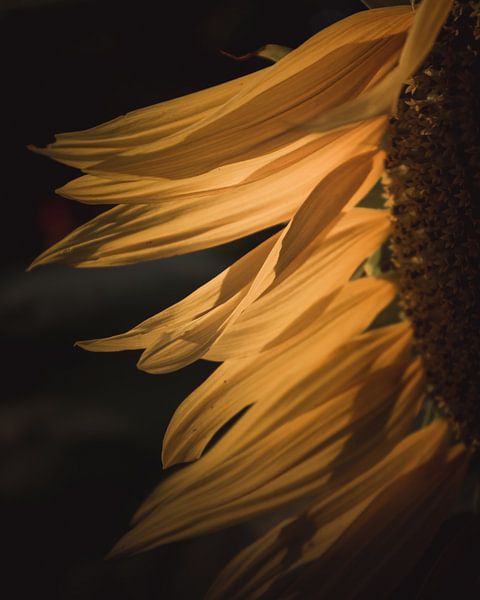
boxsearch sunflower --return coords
[30,0,480,597]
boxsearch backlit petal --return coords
[77,231,282,352]
[162,320,412,468]
[136,150,385,372]
[205,209,389,361]
[309,0,453,131]
[109,354,424,556]
[87,8,411,179]
[30,72,263,169]
[29,123,384,270]
[208,421,466,600]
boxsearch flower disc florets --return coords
[384,0,480,446]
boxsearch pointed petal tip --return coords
[27,251,58,271]
[27,143,52,157]
[136,354,160,374]
[26,254,47,271]
[104,544,122,561]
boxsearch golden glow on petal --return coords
[162,321,412,469]
[208,421,467,600]
[77,231,281,352]
[85,8,411,179]
[31,6,411,179]
[109,351,423,556]
[29,120,385,270]
[309,0,453,131]
[205,208,390,361]
[136,149,386,372]
[29,2,466,588]
[30,71,263,169]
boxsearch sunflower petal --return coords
[205,208,390,361]
[80,206,386,353]
[162,320,412,468]
[309,0,453,132]
[278,445,467,600]
[207,421,466,600]
[29,123,384,270]
[109,354,424,556]
[31,8,411,177]
[398,0,453,77]
[77,230,281,352]
[56,117,384,206]
[140,268,393,377]
[86,8,411,179]
[136,150,385,372]
[29,71,263,169]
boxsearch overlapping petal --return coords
[29,6,412,272]
[162,320,412,468]
[77,231,282,352]
[109,338,424,556]
[29,118,385,270]
[29,71,263,169]
[205,207,389,361]
[135,150,385,372]
[35,7,411,179]
[29,1,467,593]
[309,0,453,131]
[207,421,467,600]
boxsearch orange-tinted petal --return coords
[109,354,423,556]
[162,321,412,468]
[309,0,453,131]
[208,421,467,600]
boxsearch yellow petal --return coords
[29,121,384,270]
[162,321,412,468]
[77,231,281,352]
[205,208,389,361]
[86,7,411,180]
[56,117,383,206]
[109,354,423,556]
[309,0,453,132]
[31,8,410,177]
[398,0,453,77]
[207,421,466,600]
[137,149,385,372]
[30,71,263,169]
[140,269,393,378]
[284,446,467,600]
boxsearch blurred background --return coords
[2,0,479,598]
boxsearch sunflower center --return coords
[383,0,480,447]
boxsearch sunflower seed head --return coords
[385,0,480,447]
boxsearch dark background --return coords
[1,0,479,598]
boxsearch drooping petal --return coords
[83,197,376,353]
[29,122,385,270]
[77,230,282,352]
[205,208,390,361]
[86,7,412,179]
[139,265,392,376]
[162,320,412,468]
[136,150,385,372]
[207,421,467,600]
[31,8,411,177]
[109,353,424,556]
[29,71,264,169]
